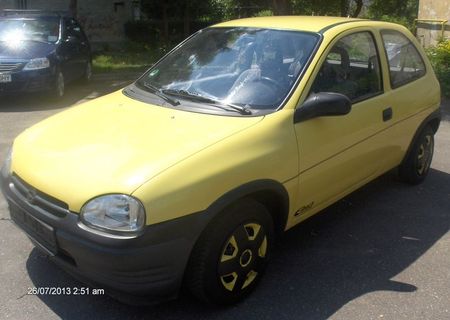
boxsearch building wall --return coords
[0,1,18,9]
[77,0,135,45]
[417,0,450,46]
[0,0,138,46]
[0,0,70,12]
[28,0,70,11]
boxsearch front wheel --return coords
[398,126,435,184]
[53,70,65,99]
[186,199,274,305]
[82,61,92,83]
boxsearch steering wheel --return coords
[260,76,284,92]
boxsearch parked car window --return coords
[381,30,425,88]
[311,31,382,102]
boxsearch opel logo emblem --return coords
[26,189,37,204]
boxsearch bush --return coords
[253,10,274,17]
[124,21,161,43]
[426,40,450,98]
[124,19,211,46]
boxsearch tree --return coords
[136,0,375,46]
[366,0,419,30]
[340,0,349,16]
[351,0,363,17]
[291,0,364,17]
[141,0,223,43]
[368,0,418,19]
[272,0,292,15]
[69,0,77,18]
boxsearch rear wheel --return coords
[399,126,434,184]
[186,199,273,305]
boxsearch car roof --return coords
[213,16,373,33]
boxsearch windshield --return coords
[0,17,60,43]
[136,27,319,113]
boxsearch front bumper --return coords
[0,173,209,305]
[0,68,55,94]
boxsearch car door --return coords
[375,29,436,170]
[292,28,393,221]
[71,18,91,72]
[60,18,85,81]
[59,18,78,81]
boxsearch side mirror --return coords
[65,35,77,43]
[294,92,352,123]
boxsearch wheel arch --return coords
[401,109,441,166]
[184,180,290,303]
[203,179,290,236]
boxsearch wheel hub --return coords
[219,222,268,292]
[417,135,433,175]
[239,249,253,267]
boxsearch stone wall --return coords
[417,0,450,46]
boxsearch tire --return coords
[398,125,434,185]
[185,198,274,305]
[53,70,65,99]
[82,61,92,83]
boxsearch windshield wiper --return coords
[162,89,252,115]
[142,82,180,106]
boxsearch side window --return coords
[311,31,382,102]
[381,30,425,88]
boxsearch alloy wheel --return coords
[416,134,433,175]
[56,72,65,97]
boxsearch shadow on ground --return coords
[0,75,137,112]
[24,168,450,320]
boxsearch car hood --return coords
[12,90,263,212]
[0,40,55,60]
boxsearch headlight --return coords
[80,194,146,235]
[23,58,50,70]
[1,147,12,179]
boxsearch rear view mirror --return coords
[294,92,351,123]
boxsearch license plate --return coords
[0,73,12,83]
[9,202,57,255]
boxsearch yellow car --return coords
[0,16,441,305]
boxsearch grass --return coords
[92,42,168,73]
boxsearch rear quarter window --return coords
[381,30,426,88]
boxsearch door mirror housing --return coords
[294,92,352,123]
[65,35,78,43]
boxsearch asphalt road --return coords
[0,78,449,320]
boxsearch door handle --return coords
[383,107,393,122]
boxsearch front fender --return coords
[132,109,298,226]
